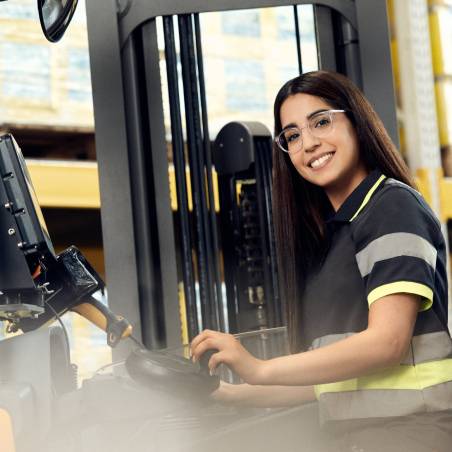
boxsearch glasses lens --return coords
[309,112,333,137]
[279,127,302,153]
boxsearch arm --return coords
[212,382,316,408]
[191,293,420,386]
[260,293,419,385]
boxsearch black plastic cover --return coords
[213,121,272,175]
[17,246,102,331]
[0,134,54,256]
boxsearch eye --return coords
[284,128,301,144]
[313,115,331,129]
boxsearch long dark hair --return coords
[272,71,415,352]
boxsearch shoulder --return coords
[355,177,439,228]
[351,178,442,246]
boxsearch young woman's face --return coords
[279,93,368,204]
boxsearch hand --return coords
[190,329,266,385]
[210,380,240,404]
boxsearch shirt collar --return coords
[328,169,386,223]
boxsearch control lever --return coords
[70,295,133,347]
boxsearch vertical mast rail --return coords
[163,16,199,340]
[293,5,303,74]
[194,14,226,332]
[178,14,217,330]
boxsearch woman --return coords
[191,71,452,451]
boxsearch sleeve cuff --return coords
[367,281,433,312]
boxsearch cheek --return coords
[345,139,361,164]
[289,154,307,176]
[340,128,360,156]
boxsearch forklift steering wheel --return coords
[125,348,220,401]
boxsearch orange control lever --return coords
[71,296,133,347]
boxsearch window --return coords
[1,43,51,101]
[224,59,267,111]
[277,6,316,42]
[279,66,299,82]
[277,9,295,40]
[68,48,92,103]
[72,0,87,25]
[0,2,35,20]
[221,10,261,37]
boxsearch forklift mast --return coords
[84,0,398,357]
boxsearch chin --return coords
[304,169,339,188]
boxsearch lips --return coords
[307,151,335,169]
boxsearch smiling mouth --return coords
[309,152,335,170]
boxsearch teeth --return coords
[310,153,333,168]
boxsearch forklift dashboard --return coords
[0,133,135,347]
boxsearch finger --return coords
[190,332,215,359]
[208,350,227,373]
[190,329,214,355]
[192,337,220,363]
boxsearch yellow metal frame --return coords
[416,167,452,223]
[27,160,101,209]
[415,168,433,206]
[429,2,452,147]
[440,174,452,222]
[27,160,220,212]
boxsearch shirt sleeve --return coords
[351,184,441,311]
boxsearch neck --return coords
[326,167,369,211]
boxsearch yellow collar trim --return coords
[349,174,387,222]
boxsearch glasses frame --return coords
[275,109,346,155]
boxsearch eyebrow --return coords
[281,108,329,132]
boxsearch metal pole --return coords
[257,138,282,326]
[217,173,240,333]
[121,35,163,348]
[163,16,199,340]
[85,0,143,360]
[194,13,226,332]
[339,17,362,89]
[293,5,303,74]
[178,14,217,330]
[121,22,182,349]
[313,5,337,71]
[355,0,399,147]
[254,145,274,328]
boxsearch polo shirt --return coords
[299,169,452,423]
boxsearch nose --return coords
[302,128,321,153]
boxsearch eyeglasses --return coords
[275,109,346,154]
